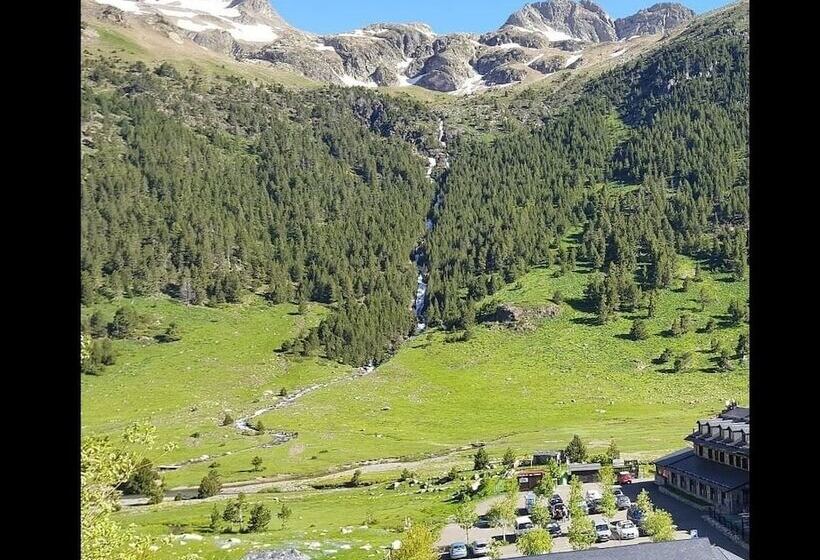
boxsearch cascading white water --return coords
[412,118,447,334]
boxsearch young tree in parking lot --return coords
[565,435,587,463]
[393,523,439,560]
[598,465,617,519]
[533,474,555,499]
[568,514,596,550]
[516,527,553,555]
[644,508,675,542]
[636,489,654,514]
[454,501,478,543]
[568,475,585,517]
[473,447,489,471]
[487,496,517,542]
[487,539,503,560]
[530,501,551,527]
[502,448,516,470]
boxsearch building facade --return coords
[654,403,749,514]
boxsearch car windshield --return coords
[621,522,634,528]
[474,542,487,547]
[596,524,608,531]
[452,544,466,549]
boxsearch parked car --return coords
[449,543,468,560]
[610,520,640,540]
[594,521,612,542]
[525,492,537,514]
[612,486,624,497]
[627,505,648,535]
[616,494,632,510]
[549,494,564,506]
[617,471,634,485]
[585,489,602,502]
[546,521,562,537]
[551,503,568,520]
[469,540,489,557]
[587,498,604,514]
[514,515,535,536]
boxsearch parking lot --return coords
[437,479,743,559]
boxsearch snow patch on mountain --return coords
[96,0,142,12]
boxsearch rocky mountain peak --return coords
[504,0,617,43]
[614,2,695,38]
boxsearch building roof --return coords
[506,538,741,560]
[568,462,601,472]
[656,449,749,490]
[684,433,749,456]
[718,406,749,421]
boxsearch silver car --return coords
[449,542,468,560]
[617,494,632,510]
[469,540,489,557]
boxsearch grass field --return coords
[118,483,453,560]
[81,296,350,478]
[82,252,747,492]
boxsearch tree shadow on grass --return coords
[614,333,635,341]
[571,316,600,327]
[567,297,595,314]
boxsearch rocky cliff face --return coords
[503,0,618,42]
[615,3,695,38]
[86,0,697,94]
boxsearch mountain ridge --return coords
[86,0,699,93]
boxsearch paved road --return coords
[621,481,748,559]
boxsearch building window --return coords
[689,479,696,492]
[721,491,727,505]
[671,473,677,485]
[719,451,725,463]
[708,448,713,460]
[729,455,735,466]
[741,457,748,470]
[698,445,704,457]
[680,475,686,489]
[709,486,717,502]
[699,482,707,497]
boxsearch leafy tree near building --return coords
[636,489,654,515]
[502,448,516,469]
[533,474,555,499]
[644,509,675,541]
[393,523,439,560]
[565,435,587,463]
[606,439,620,462]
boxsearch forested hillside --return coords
[81,59,440,365]
[81,3,748,366]
[423,3,748,328]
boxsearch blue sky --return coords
[271,1,732,35]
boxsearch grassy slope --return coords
[253,258,748,469]
[118,485,451,560]
[81,296,350,473]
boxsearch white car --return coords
[514,515,535,536]
[594,521,612,542]
[585,489,602,502]
[611,520,640,540]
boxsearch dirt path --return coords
[122,442,482,507]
